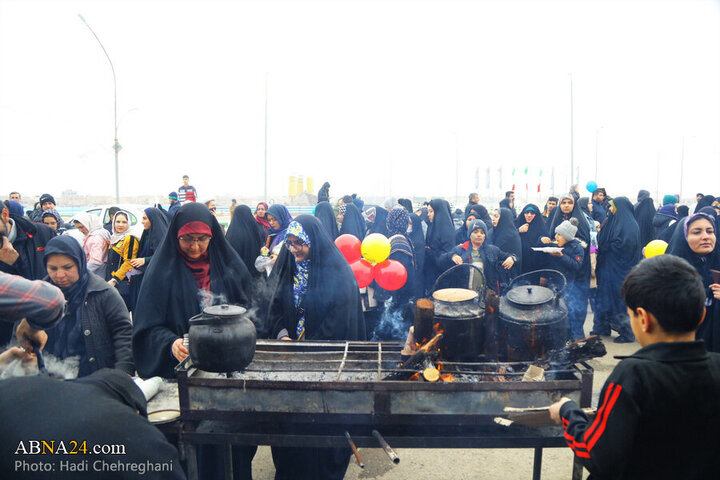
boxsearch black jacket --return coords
[441,241,515,295]
[0,214,55,280]
[538,239,584,283]
[47,272,135,376]
[560,341,720,480]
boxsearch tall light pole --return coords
[569,74,574,189]
[594,126,603,182]
[679,137,685,202]
[453,132,459,208]
[264,73,269,202]
[78,14,120,202]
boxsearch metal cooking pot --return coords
[188,304,257,372]
[431,264,486,361]
[498,270,568,361]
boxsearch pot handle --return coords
[188,312,204,324]
[508,269,567,297]
[431,263,487,299]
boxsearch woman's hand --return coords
[549,251,563,257]
[711,284,720,300]
[280,336,292,341]
[502,257,515,269]
[0,346,35,368]
[108,278,118,287]
[172,338,189,362]
[451,254,463,265]
[130,257,146,268]
[260,246,269,256]
[540,237,552,244]
[518,224,529,233]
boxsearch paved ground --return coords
[251,313,639,480]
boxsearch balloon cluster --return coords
[335,233,407,290]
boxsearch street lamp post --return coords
[594,126,603,182]
[569,74,574,189]
[78,14,120,202]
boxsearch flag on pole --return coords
[485,167,491,189]
[498,167,503,190]
[524,165,529,192]
[474,167,480,190]
[511,167,516,191]
[550,167,555,192]
[538,169,543,193]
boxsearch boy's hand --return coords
[549,397,572,424]
[0,236,19,265]
[710,284,720,300]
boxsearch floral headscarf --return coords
[286,220,312,339]
[386,206,410,236]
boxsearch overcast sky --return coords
[1,0,718,204]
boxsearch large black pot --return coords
[188,304,257,372]
[498,270,569,361]
[431,264,486,361]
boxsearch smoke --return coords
[371,299,411,341]
[198,290,228,310]
[0,348,79,379]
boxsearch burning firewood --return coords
[537,335,607,367]
[384,332,443,381]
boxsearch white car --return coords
[64,204,148,243]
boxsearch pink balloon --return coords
[373,259,407,291]
[335,234,362,264]
[350,259,374,288]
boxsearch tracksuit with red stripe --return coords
[559,341,720,479]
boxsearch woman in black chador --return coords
[634,190,656,247]
[595,197,640,343]
[423,198,456,295]
[265,215,365,480]
[515,203,547,274]
[337,203,366,240]
[132,202,253,379]
[313,201,339,240]
[226,204,266,278]
[491,207,522,275]
[667,212,720,352]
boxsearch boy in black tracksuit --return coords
[550,255,720,479]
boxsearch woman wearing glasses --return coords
[265,215,365,480]
[133,203,256,480]
[132,202,252,379]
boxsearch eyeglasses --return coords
[285,238,307,250]
[179,235,212,245]
[209,207,217,212]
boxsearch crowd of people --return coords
[2,179,720,479]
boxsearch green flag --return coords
[524,166,528,175]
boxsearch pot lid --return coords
[202,304,247,317]
[432,288,478,302]
[506,285,554,306]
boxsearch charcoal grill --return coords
[173,340,593,480]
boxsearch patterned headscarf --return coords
[386,206,410,236]
[684,213,715,239]
[286,220,311,339]
[338,204,347,215]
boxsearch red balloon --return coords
[350,259,374,288]
[373,259,407,291]
[335,234,362,264]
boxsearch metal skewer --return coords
[372,430,400,464]
[344,431,364,468]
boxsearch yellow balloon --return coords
[644,239,668,258]
[361,233,391,264]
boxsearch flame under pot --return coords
[498,285,568,362]
[432,288,485,361]
[189,304,257,372]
